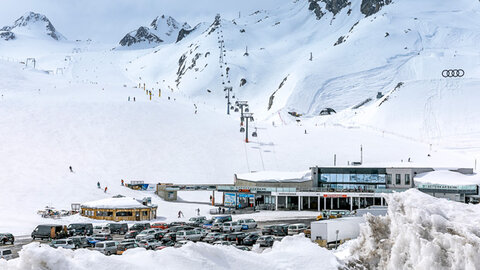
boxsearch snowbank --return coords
[345,189,480,269]
[236,170,311,183]
[415,170,480,186]
[81,197,150,209]
[0,235,340,270]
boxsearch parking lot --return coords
[1,217,316,259]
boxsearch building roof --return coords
[81,197,151,209]
[414,170,480,186]
[236,170,311,183]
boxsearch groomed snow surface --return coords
[236,170,311,183]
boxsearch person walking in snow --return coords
[196,208,200,216]
[178,210,184,218]
[69,166,73,173]
[128,96,130,101]
[133,97,136,102]
[104,187,108,193]
[97,182,101,189]
[121,179,124,186]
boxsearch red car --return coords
[151,223,169,230]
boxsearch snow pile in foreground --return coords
[0,235,340,270]
[345,189,480,269]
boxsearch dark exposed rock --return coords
[385,32,389,37]
[176,23,201,43]
[0,31,15,41]
[268,76,289,110]
[206,14,221,35]
[119,26,163,47]
[240,78,247,87]
[322,0,351,15]
[334,36,345,46]
[308,0,325,20]
[361,0,392,17]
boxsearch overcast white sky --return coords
[0,0,281,43]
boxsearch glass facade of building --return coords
[315,168,388,191]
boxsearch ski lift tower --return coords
[240,112,254,143]
[224,86,233,115]
[235,100,249,126]
[26,58,36,69]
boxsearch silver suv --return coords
[95,241,118,256]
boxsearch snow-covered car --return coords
[237,219,257,230]
[222,222,242,232]
[50,239,75,249]
[0,249,13,260]
[176,230,202,241]
[95,241,118,256]
[287,224,307,235]
[135,228,163,241]
[93,225,111,235]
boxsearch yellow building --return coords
[80,197,157,222]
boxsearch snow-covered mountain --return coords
[118,15,190,48]
[0,11,65,41]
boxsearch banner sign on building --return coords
[224,193,236,207]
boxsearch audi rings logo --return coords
[442,69,465,78]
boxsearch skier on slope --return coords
[69,166,73,173]
[104,187,108,193]
[97,182,101,189]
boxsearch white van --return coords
[287,224,307,235]
[0,249,13,260]
[93,225,111,235]
[237,219,257,230]
[176,230,202,242]
[222,222,242,232]
[95,241,118,256]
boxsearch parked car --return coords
[138,239,159,250]
[85,237,100,247]
[203,232,221,243]
[212,240,232,246]
[130,223,151,232]
[95,241,118,256]
[120,239,136,245]
[222,222,242,232]
[287,224,307,235]
[162,232,177,243]
[50,239,75,249]
[93,225,111,235]
[235,246,251,251]
[124,230,141,239]
[92,233,113,241]
[168,222,186,227]
[261,225,274,235]
[0,233,14,245]
[256,236,274,247]
[68,236,90,248]
[176,230,202,242]
[32,224,67,240]
[167,226,191,233]
[213,215,232,224]
[116,242,140,255]
[242,233,260,246]
[201,219,214,229]
[67,223,93,236]
[174,240,190,248]
[187,216,206,227]
[106,223,128,235]
[271,224,289,236]
[210,223,223,232]
[136,228,163,241]
[304,226,311,238]
[0,249,13,260]
[227,232,247,245]
[219,233,230,241]
[237,219,257,230]
[151,222,169,230]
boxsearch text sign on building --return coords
[323,194,348,198]
[417,183,477,191]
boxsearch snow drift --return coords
[0,235,340,270]
[346,189,480,269]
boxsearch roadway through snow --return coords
[3,218,317,259]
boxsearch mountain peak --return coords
[0,11,65,41]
